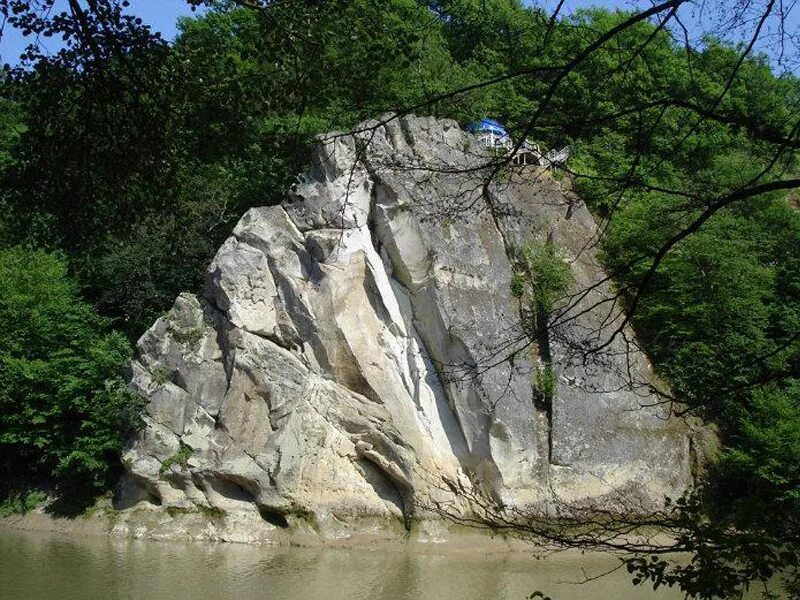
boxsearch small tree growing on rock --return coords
[512,238,573,407]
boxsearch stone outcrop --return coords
[119,115,698,540]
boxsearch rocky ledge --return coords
[116,115,702,543]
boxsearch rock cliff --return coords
[118,115,697,541]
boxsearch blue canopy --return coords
[466,118,508,137]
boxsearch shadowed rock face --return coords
[120,115,698,536]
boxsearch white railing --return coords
[543,146,570,166]
[474,132,570,168]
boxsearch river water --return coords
[0,528,683,600]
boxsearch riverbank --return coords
[0,500,539,552]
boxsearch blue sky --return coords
[1,0,797,71]
[0,0,197,65]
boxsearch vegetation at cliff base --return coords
[0,0,798,597]
[0,248,143,501]
[0,490,47,518]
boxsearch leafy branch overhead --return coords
[0,0,798,598]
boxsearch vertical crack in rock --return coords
[485,183,555,468]
[534,311,555,466]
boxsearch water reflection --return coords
[0,529,681,600]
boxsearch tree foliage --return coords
[0,248,142,496]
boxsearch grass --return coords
[149,365,171,386]
[198,505,226,519]
[165,505,226,520]
[0,490,47,517]
[169,325,205,349]
[534,365,558,404]
[159,442,194,475]
[510,273,526,298]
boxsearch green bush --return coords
[517,240,574,317]
[0,490,47,517]
[534,365,558,404]
[719,383,800,518]
[0,248,144,494]
[510,273,526,298]
[160,443,194,475]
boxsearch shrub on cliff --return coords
[0,248,143,497]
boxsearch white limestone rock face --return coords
[120,115,700,538]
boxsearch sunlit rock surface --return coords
[119,115,699,540]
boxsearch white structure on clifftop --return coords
[466,118,570,167]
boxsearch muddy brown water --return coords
[0,527,694,600]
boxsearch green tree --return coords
[0,248,143,497]
[513,240,573,407]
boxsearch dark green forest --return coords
[0,0,798,597]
